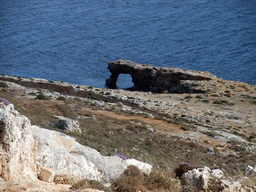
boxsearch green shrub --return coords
[210,94,219,97]
[206,119,211,123]
[213,100,228,104]
[28,92,37,96]
[206,89,211,93]
[36,92,48,100]
[185,95,193,99]
[57,96,66,100]
[195,95,203,99]
[202,99,209,103]
[173,113,179,117]
[204,111,213,116]
[224,94,231,97]
[0,82,8,88]
[227,115,239,120]
[206,130,218,137]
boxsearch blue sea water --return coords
[1,0,256,89]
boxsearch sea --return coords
[1,0,256,89]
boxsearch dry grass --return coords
[143,168,180,192]
[69,166,180,192]
[239,175,256,188]
[110,166,180,192]
[53,174,77,185]
[71,179,112,192]
[112,165,144,192]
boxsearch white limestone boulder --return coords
[38,167,55,183]
[32,126,152,182]
[181,166,217,191]
[181,166,256,192]
[54,116,81,133]
[32,126,102,181]
[0,104,37,181]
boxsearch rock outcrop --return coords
[0,103,37,181]
[54,116,82,133]
[0,99,152,184]
[106,60,217,93]
[181,166,256,192]
[33,126,152,182]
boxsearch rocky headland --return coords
[0,62,256,192]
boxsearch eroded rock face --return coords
[106,60,216,93]
[33,126,103,181]
[0,104,37,181]
[32,126,152,182]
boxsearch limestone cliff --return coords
[0,103,37,181]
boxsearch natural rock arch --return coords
[106,60,216,93]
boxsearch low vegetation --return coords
[1,77,256,191]
[69,165,180,192]
[36,92,49,100]
[0,81,8,88]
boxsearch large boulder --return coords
[33,126,103,181]
[32,126,152,182]
[0,103,37,181]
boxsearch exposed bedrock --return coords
[106,60,217,93]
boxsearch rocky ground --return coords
[0,75,256,191]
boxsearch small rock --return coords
[207,147,214,154]
[245,165,254,172]
[245,165,256,175]
[38,167,55,183]
[55,116,81,133]
[146,125,154,132]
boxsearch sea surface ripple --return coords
[1,0,256,88]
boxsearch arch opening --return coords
[116,73,134,90]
